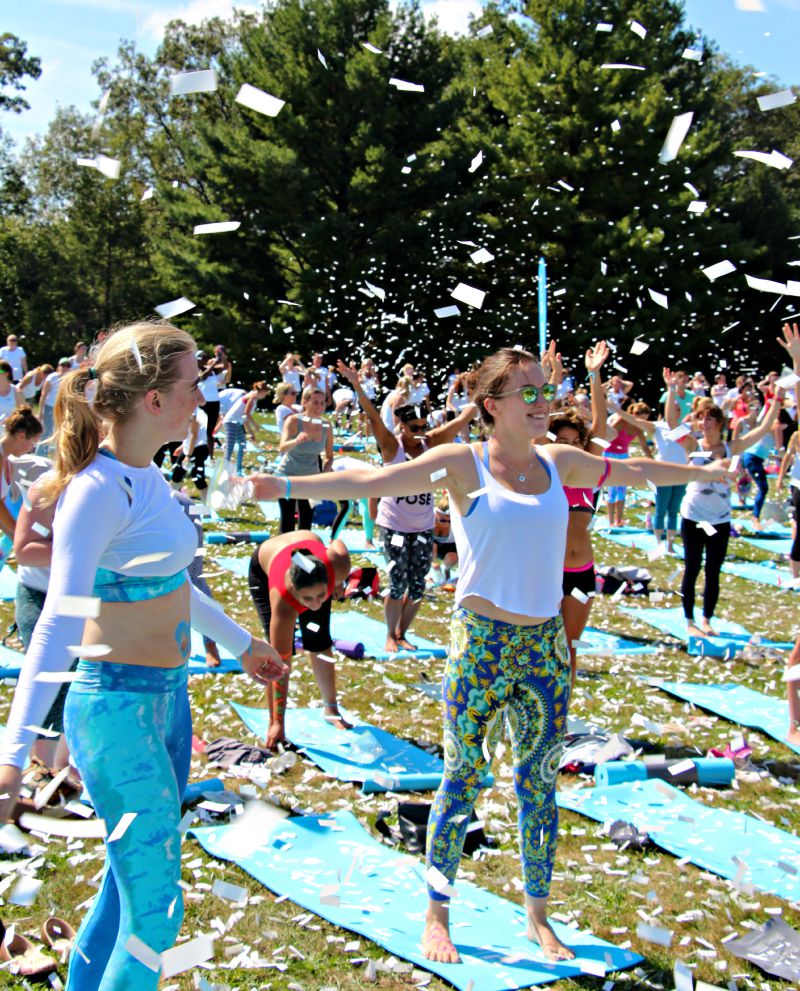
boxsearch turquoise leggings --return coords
[426,608,571,900]
[63,661,192,991]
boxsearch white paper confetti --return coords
[757,89,796,112]
[434,305,460,318]
[55,595,101,619]
[389,78,425,93]
[469,151,483,173]
[193,221,241,235]
[155,297,195,319]
[702,260,737,281]
[659,112,694,163]
[235,83,285,117]
[169,69,218,96]
[125,934,161,972]
[450,283,485,309]
[107,812,137,843]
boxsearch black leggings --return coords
[172,444,209,491]
[792,487,800,564]
[279,497,313,533]
[680,518,731,621]
[203,400,220,445]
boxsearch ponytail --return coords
[38,369,99,505]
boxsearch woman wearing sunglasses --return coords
[335,359,475,652]
[248,346,728,966]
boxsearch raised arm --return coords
[337,359,397,461]
[584,340,610,439]
[777,434,798,491]
[549,444,727,491]
[427,403,477,446]
[730,388,784,455]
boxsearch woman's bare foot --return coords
[687,623,706,638]
[385,635,400,653]
[421,920,460,964]
[395,635,417,651]
[323,705,353,730]
[205,649,221,668]
[788,725,800,746]
[526,916,575,962]
[700,618,719,637]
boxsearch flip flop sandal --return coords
[41,917,76,958]
[0,928,58,978]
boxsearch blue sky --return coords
[2,0,798,146]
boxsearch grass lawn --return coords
[0,415,797,990]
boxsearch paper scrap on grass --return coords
[702,260,736,281]
[757,89,796,112]
[169,69,217,96]
[193,221,241,235]
[451,283,485,309]
[659,112,693,163]
[235,83,285,117]
[19,812,106,838]
[389,77,424,93]
[155,297,195,319]
[9,875,43,907]
[161,934,215,978]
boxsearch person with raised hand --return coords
[336,358,474,652]
[249,345,727,967]
[673,332,793,638]
[0,322,286,991]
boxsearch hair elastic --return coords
[284,477,292,499]
[597,457,612,488]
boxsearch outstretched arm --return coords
[337,360,397,461]
[549,444,728,490]
[730,389,784,455]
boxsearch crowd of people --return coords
[0,322,797,984]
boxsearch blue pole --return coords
[537,256,547,358]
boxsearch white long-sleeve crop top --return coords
[0,450,252,768]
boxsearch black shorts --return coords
[562,564,596,598]
[434,540,457,561]
[248,549,333,654]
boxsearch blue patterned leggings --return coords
[63,661,192,991]
[426,608,570,900]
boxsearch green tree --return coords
[0,33,41,116]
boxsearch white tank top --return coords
[680,443,732,525]
[450,443,568,618]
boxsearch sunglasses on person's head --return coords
[494,383,556,404]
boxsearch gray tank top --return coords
[276,417,330,476]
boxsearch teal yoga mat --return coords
[558,779,800,901]
[231,701,449,793]
[188,628,242,674]
[0,643,23,678]
[189,809,642,990]
[618,605,792,657]
[577,628,655,656]
[331,611,447,660]
[214,555,251,578]
[737,519,792,538]
[595,527,684,558]
[0,565,18,601]
[740,535,793,556]
[721,559,797,589]
[651,680,800,756]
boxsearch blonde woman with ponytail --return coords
[0,322,287,990]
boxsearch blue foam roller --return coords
[595,762,647,787]
[692,757,735,784]
[183,778,225,804]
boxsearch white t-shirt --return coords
[0,346,26,381]
[0,389,17,423]
[184,408,209,452]
[276,403,301,433]
[408,381,430,404]
[653,420,688,465]
[198,375,219,403]
[219,388,246,419]
[282,368,302,392]
[43,371,62,408]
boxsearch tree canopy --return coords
[0,2,797,388]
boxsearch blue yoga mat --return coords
[740,535,793,556]
[618,605,792,657]
[737,519,792,538]
[188,629,242,674]
[596,528,684,558]
[214,555,251,578]
[721,559,797,589]
[0,565,18,601]
[558,779,800,902]
[0,643,23,678]
[206,531,271,545]
[578,628,655,656]
[231,702,449,793]
[331,611,447,660]
[651,680,800,756]
[257,500,282,521]
[189,809,641,990]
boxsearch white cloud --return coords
[421,0,482,35]
[141,0,259,40]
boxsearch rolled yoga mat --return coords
[182,778,225,804]
[595,757,734,788]
[205,531,272,545]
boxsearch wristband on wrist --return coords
[587,371,596,381]
[285,477,292,499]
